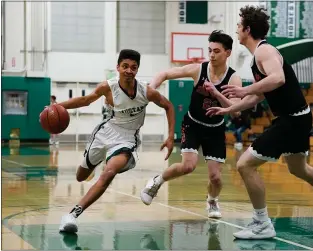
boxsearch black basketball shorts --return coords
[249,111,312,161]
[180,114,226,163]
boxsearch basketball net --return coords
[171,57,205,68]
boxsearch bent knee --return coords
[236,159,249,174]
[98,168,117,183]
[76,166,93,182]
[209,172,222,185]
[181,161,197,174]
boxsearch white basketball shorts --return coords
[81,119,140,173]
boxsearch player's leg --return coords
[140,152,198,205]
[140,115,200,205]
[283,112,313,186]
[201,124,226,218]
[233,118,284,239]
[59,151,132,233]
[284,153,313,186]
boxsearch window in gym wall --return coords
[117,2,166,54]
[51,2,105,52]
[179,1,208,24]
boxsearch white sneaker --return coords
[140,176,161,205]
[207,199,222,218]
[233,219,276,239]
[234,142,243,150]
[59,214,78,233]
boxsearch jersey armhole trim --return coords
[194,63,202,86]
[227,72,236,85]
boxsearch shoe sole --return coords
[140,191,152,206]
[59,224,78,233]
[208,215,222,219]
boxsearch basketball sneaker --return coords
[233,218,276,239]
[59,213,78,233]
[207,199,222,218]
[140,176,162,205]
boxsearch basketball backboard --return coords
[171,32,209,63]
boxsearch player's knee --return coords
[181,161,196,174]
[209,172,222,186]
[76,175,86,182]
[236,159,248,175]
[76,166,91,182]
[98,168,117,186]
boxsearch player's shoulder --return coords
[107,77,119,86]
[255,43,278,59]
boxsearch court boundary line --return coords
[2,158,312,250]
[108,188,313,250]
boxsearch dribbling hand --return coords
[160,137,174,160]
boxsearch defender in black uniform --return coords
[140,31,243,218]
[207,6,313,240]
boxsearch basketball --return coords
[40,104,70,134]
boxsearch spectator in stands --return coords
[231,109,252,150]
[50,95,59,145]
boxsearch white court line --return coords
[109,188,313,250]
[2,158,312,250]
[2,159,31,167]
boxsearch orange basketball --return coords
[40,104,70,134]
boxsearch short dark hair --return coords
[118,49,141,67]
[239,5,270,40]
[208,30,233,50]
[51,95,56,101]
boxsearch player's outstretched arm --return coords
[58,82,110,109]
[150,64,200,89]
[146,86,175,160]
[204,75,242,117]
[206,94,264,116]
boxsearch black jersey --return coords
[251,40,308,116]
[188,61,236,126]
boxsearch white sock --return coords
[154,175,164,185]
[253,207,269,222]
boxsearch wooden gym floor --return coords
[1,143,313,250]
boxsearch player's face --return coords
[236,18,249,45]
[208,42,230,66]
[117,59,139,83]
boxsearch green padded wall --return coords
[1,76,51,141]
[168,80,194,140]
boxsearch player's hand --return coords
[204,81,219,97]
[206,106,231,116]
[221,85,248,99]
[160,137,174,160]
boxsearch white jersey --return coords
[106,77,149,131]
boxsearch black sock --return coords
[70,205,83,218]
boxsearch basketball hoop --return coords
[190,57,205,64]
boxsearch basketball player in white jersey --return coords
[50,49,175,233]
[207,6,313,239]
[140,30,243,218]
